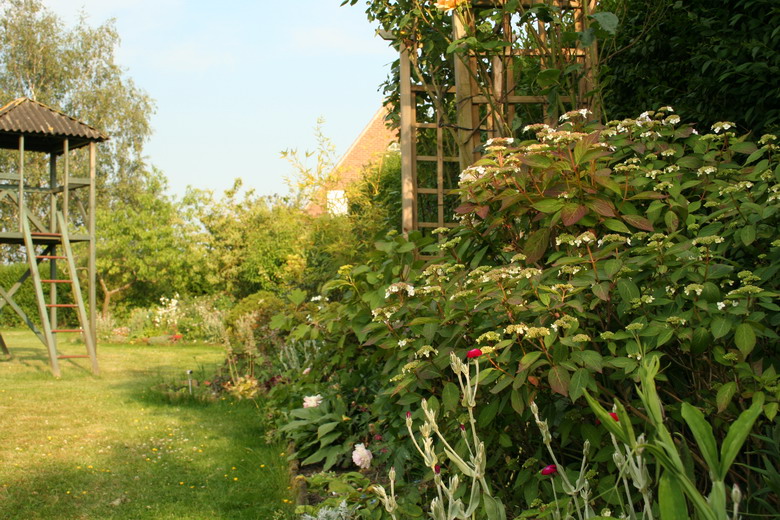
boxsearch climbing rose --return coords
[466,348,483,359]
[352,443,373,470]
[540,464,558,476]
[434,0,467,13]
[303,394,323,408]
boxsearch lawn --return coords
[0,331,295,520]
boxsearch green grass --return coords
[0,331,295,520]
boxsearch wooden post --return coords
[399,42,415,236]
[88,142,97,351]
[17,136,24,232]
[63,139,69,223]
[453,14,477,171]
[49,154,58,347]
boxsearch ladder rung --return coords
[46,304,78,308]
[36,255,67,260]
[57,355,89,359]
[52,329,83,333]
[30,232,62,237]
[41,279,72,283]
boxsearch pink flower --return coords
[303,394,323,408]
[352,443,373,470]
[466,348,483,359]
[540,464,558,476]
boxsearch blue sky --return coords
[46,0,396,198]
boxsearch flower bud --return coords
[732,484,742,505]
[466,348,483,359]
[540,464,558,476]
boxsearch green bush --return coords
[274,110,780,517]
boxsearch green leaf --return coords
[716,382,737,413]
[548,365,570,397]
[590,11,619,34]
[568,368,591,402]
[532,199,565,214]
[519,351,542,371]
[719,393,765,479]
[317,421,340,439]
[603,218,631,234]
[289,289,307,306]
[676,155,703,169]
[442,382,460,412]
[681,402,720,477]
[711,317,731,339]
[734,323,756,357]
[659,471,690,520]
[730,141,758,154]
[482,495,507,520]
[536,68,561,88]
[740,225,756,246]
[617,279,640,302]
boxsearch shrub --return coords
[274,110,780,517]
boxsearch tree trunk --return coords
[98,276,132,318]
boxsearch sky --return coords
[45,0,397,198]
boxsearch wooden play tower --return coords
[0,98,107,377]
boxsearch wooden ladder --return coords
[22,210,98,377]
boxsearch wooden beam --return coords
[399,42,416,236]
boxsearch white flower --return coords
[302,367,311,375]
[717,301,727,310]
[352,443,373,469]
[303,394,323,408]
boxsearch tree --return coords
[600,0,780,134]
[0,0,155,196]
[95,168,204,315]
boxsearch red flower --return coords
[406,411,412,419]
[540,464,558,476]
[434,464,441,474]
[466,348,483,359]
[596,412,619,425]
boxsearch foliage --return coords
[95,168,205,313]
[273,110,780,516]
[347,151,403,242]
[346,0,616,137]
[587,356,763,520]
[601,0,780,135]
[297,472,408,520]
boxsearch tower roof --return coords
[0,97,108,154]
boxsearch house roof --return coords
[0,97,108,154]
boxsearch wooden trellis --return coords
[395,0,599,235]
[0,98,107,377]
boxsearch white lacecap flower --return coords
[352,443,373,470]
[303,394,323,408]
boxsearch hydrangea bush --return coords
[273,109,780,517]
